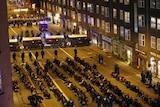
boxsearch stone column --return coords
[0,0,13,107]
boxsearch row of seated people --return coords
[111,71,157,105]
[32,60,70,106]
[53,58,142,107]
[13,64,43,106]
[46,59,88,106]
[66,57,144,107]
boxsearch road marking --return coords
[33,26,39,31]
[60,48,74,60]
[9,26,18,35]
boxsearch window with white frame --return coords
[90,17,94,26]
[157,0,160,9]
[119,0,123,3]
[157,38,160,51]
[124,0,130,5]
[88,15,91,24]
[120,10,123,20]
[78,13,81,22]
[67,9,70,16]
[151,17,156,28]
[97,18,100,27]
[90,4,94,13]
[70,0,74,7]
[58,0,61,4]
[150,0,156,8]
[71,11,75,19]
[105,7,109,17]
[157,18,160,30]
[124,11,130,23]
[96,5,99,14]
[63,8,66,15]
[138,15,145,27]
[151,36,156,49]
[138,33,145,46]
[113,8,117,18]
[125,28,131,41]
[83,2,86,10]
[120,26,124,37]
[87,3,91,12]
[62,0,66,5]
[138,0,145,8]
[114,24,118,34]
[77,1,81,10]
[83,14,86,22]
[105,22,110,33]
[101,6,105,15]
[102,20,105,30]
[104,0,109,2]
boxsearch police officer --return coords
[12,52,17,62]
[54,49,58,58]
[29,51,32,61]
[41,49,45,59]
[74,48,77,58]
[35,51,39,60]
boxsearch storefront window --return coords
[150,57,156,74]
[158,61,160,76]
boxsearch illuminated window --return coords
[113,8,117,18]
[97,18,100,27]
[156,0,160,9]
[124,11,130,23]
[83,2,86,10]
[120,10,123,20]
[78,13,81,22]
[151,36,156,49]
[138,15,145,27]
[105,7,109,17]
[101,6,105,15]
[151,17,156,28]
[119,0,123,3]
[105,22,110,33]
[77,1,81,10]
[114,24,118,34]
[120,26,124,37]
[150,0,156,8]
[157,18,160,30]
[83,14,86,22]
[96,5,99,14]
[157,38,160,51]
[138,0,145,8]
[138,33,145,46]
[124,0,130,5]
[102,20,105,30]
[125,28,131,41]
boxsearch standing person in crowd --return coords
[12,52,17,62]
[54,49,58,58]
[35,51,39,60]
[74,47,77,58]
[41,49,45,59]
[21,51,25,63]
[29,51,32,61]
[141,68,146,84]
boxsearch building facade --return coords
[40,0,160,77]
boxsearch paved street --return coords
[8,21,160,107]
